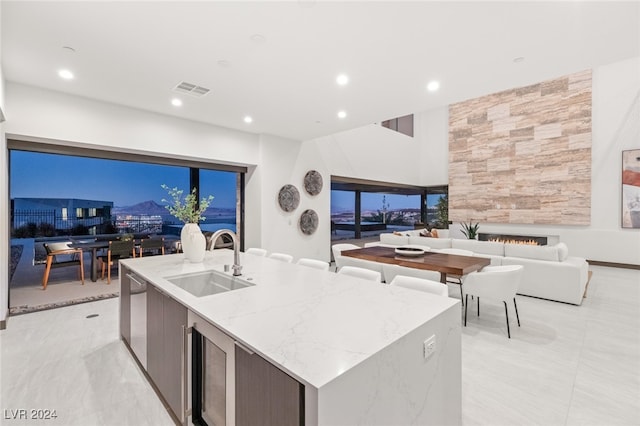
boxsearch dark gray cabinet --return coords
[122,276,305,426]
[147,284,187,423]
[235,344,304,426]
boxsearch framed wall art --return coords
[622,149,640,228]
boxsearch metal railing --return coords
[11,210,164,237]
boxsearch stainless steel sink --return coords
[165,270,255,297]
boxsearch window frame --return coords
[8,137,246,249]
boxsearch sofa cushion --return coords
[556,242,569,261]
[380,233,409,246]
[408,236,452,249]
[419,229,432,237]
[504,243,559,262]
[434,228,450,238]
[404,230,423,237]
[502,256,588,305]
[452,239,505,256]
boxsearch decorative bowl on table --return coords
[394,246,426,257]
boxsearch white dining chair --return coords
[338,266,382,282]
[462,265,524,338]
[269,252,293,263]
[437,248,474,256]
[389,275,449,297]
[436,247,475,303]
[245,247,268,256]
[331,243,385,278]
[331,243,360,269]
[297,258,330,271]
[382,264,441,285]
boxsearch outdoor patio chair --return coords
[98,239,136,283]
[42,242,85,289]
[138,237,165,257]
[204,231,234,250]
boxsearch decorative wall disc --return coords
[299,209,319,235]
[303,170,323,196]
[278,184,300,212]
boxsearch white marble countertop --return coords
[120,250,458,389]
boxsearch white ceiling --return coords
[2,1,639,141]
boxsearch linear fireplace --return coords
[478,233,553,246]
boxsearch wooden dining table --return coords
[341,246,491,283]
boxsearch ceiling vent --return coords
[173,81,210,97]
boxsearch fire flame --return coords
[489,238,540,246]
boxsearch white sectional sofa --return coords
[377,230,590,305]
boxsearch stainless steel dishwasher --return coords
[128,273,148,369]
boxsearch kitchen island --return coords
[120,249,461,426]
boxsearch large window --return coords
[9,145,243,241]
[360,193,421,225]
[381,114,414,137]
[425,187,448,228]
[331,177,445,241]
[199,169,240,234]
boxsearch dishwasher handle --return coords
[127,273,146,290]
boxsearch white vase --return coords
[180,223,206,263]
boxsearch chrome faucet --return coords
[209,229,242,276]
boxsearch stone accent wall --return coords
[448,70,592,225]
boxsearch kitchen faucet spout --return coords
[209,229,242,276]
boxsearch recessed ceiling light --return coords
[171,98,183,107]
[250,34,266,43]
[244,116,253,123]
[336,74,349,86]
[427,81,440,92]
[218,60,231,68]
[58,69,74,80]
[62,46,76,53]
[337,110,347,119]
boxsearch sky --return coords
[10,151,237,208]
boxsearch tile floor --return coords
[10,238,122,314]
[1,265,638,425]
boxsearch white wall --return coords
[307,58,640,265]
[0,0,4,120]
[312,123,425,186]
[5,84,260,166]
[0,119,6,325]
[254,134,331,261]
[448,57,640,265]
[4,84,264,240]
[0,0,8,324]
[250,117,450,262]
[417,106,449,186]
[1,83,265,322]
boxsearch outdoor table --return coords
[69,240,109,282]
